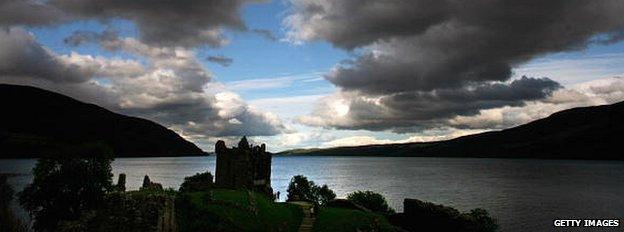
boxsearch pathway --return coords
[289,201,316,232]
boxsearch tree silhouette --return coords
[19,143,113,232]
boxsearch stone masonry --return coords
[215,137,273,197]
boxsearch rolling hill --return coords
[0,84,205,158]
[279,101,624,160]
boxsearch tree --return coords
[287,175,314,202]
[0,174,12,207]
[19,143,114,232]
[347,191,395,214]
[314,184,337,206]
[286,175,336,205]
[1,174,28,232]
[179,171,214,192]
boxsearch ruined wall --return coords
[214,138,273,197]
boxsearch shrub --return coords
[57,190,174,232]
[286,175,336,206]
[179,171,214,193]
[19,143,114,232]
[463,208,499,232]
[391,198,499,232]
[346,191,395,214]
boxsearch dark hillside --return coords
[0,84,204,158]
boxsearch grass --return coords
[176,189,303,232]
[313,207,395,232]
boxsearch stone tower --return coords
[215,137,273,197]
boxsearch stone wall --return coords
[215,137,273,197]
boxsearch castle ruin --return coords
[215,137,273,197]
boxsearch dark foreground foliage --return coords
[19,143,114,232]
[57,189,175,232]
[346,191,395,214]
[286,175,336,205]
[179,171,214,193]
[389,198,498,232]
[176,189,303,232]
[313,207,395,232]
[1,174,28,232]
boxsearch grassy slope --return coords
[176,189,303,232]
[313,207,394,232]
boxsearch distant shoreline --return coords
[6,154,622,162]
[272,153,624,161]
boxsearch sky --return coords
[1,0,624,152]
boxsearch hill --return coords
[0,84,205,158]
[279,101,624,160]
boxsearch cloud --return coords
[298,77,561,132]
[448,77,624,130]
[0,0,65,27]
[252,29,277,41]
[1,27,288,147]
[250,94,326,121]
[0,28,89,83]
[320,128,486,148]
[286,0,624,51]
[286,0,624,132]
[225,73,324,91]
[2,0,266,48]
[207,55,234,67]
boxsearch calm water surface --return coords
[2,156,623,232]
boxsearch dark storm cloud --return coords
[303,77,561,132]
[207,55,234,67]
[121,94,287,137]
[287,0,450,50]
[289,0,624,131]
[1,0,265,48]
[0,28,87,83]
[288,0,624,51]
[380,77,561,124]
[0,0,65,27]
[311,0,624,94]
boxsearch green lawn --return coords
[176,189,303,232]
[313,207,395,232]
